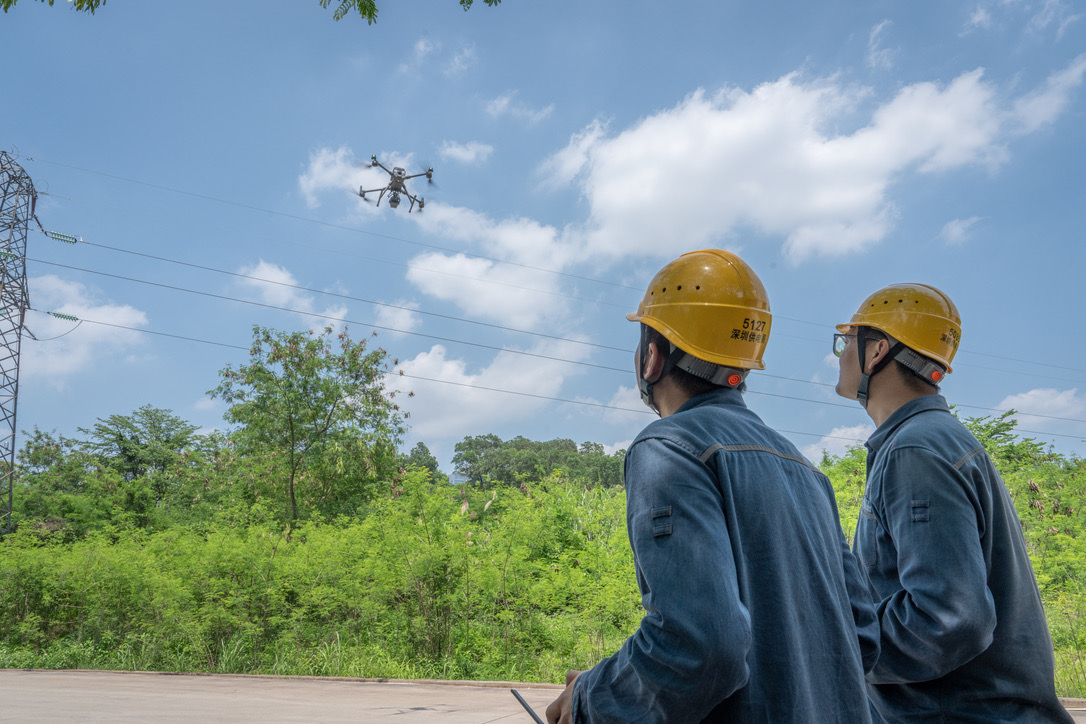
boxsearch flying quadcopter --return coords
[358,155,433,212]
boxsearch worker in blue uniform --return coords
[834,283,1071,723]
[547,249,879,723]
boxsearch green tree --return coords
[403,441,448,483]
[1,0,503,24]
[452,435,624,488]
[13,429,159,538]
[77,405,198,500]
[209,325,406,522]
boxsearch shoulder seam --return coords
[699,443,821,475]
[953,446,987,471]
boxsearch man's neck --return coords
[865,380,937,427]
[653,377,693,418]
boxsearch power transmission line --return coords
[25,308,1086,439]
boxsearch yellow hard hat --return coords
[836,283,961,373]
[627,249,771,370]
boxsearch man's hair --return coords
[642,325,747,395]
[861,327,941,394]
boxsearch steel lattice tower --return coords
[0,151,34,536]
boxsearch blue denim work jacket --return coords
[570,387,879,723]
[856,395,1071,723]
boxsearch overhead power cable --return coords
[27,249,1086,425]
[24,308,1086,435]
[27,259,633,374]
[41,232,1086,387]
[25,254,1086,426]
[46,233,633,353]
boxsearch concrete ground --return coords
[0,669,1083,723]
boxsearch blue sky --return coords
[3,0,1085,471]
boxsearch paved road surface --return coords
[1,669,1083,723]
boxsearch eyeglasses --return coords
[832,333,858,358]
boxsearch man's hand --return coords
[545,670,585,724]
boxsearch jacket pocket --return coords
[650,505,673,537]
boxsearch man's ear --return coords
[642,341,665,383]
[865,337,891,373]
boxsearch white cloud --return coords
[237,260,349,327]
[486,91,555,124]
[391,340,591,439]
[602,384,646,425]
[299,146,386,209]
[398,37,439,73]
[374,301,422,336]
[541,60,1086,263]
[439,140,494,165]
[801,424,874,462]
[603,439,633,456]
[867,21,897,70]
[193,397,219,412]
[23,275,148,385]
[964,5,993,33]
[996,387,1086,429]
[538,118,609,190]
[939,216,982,244]
[1027,0,1084,39]
[414,38,437,63]
[1010,54,1086,134]
[445,44,476,75]
[404,250,567,329]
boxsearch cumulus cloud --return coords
[404,250,567,329]
[439,140,494,165]
[23,275,148,385]
[374,301,422,336]
[603,439,633,456]
[298,146,395,209]
[541,59,1086,263]
[237,260,349,327]
[601,384,646,425]
[486,91,554,124]
[537,118,609,190]
[404,203,587,329]
[997,387,1086,430]
[939,216,983,244]
[390,340,592,439]
[801,424,874,462]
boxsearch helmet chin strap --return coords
[637,325,685,414]
[854,329,906,409]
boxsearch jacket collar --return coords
[673,385,749,416]
[866,394,950,454]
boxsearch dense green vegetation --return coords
[1,329,1083,696]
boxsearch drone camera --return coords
[389,192,401,209]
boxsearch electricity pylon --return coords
[0,151,34,535]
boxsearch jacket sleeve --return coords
[867,446,997,685]
[571,436,751,723]
[841,534,881,674]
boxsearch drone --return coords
[358,155,433,212]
